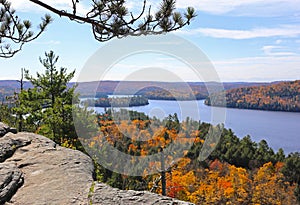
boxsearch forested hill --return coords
[205,80,300,112]
[0,80,267,101]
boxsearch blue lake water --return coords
[91,99,300,154]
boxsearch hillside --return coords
[75,81,269,100]
[0,80,271,101]
[205,80,300,112]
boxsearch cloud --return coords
[175,0,300,16]
[10,0,300,21]
[177,25,300,39]
[8,0,300,18]
[31,40,61,45]
[262,45,296,56]
[10,0,90,15]
[213,55,300,82]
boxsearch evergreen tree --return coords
[20,51,79,146]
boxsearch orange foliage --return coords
[87,116,297,204]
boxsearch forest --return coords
[0,51,299,204]
[83,109,300,204]
[137,86,207,100]
[205,80,300,112]
[82,96,149,107]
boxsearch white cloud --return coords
[10,0,90,15]
[8,0,300,18]
[176,0,300,16]
[262,45,296,56]
[31,40,61,45]
[213,55,300,82]
[178,25,300,39]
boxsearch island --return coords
[82,95,149,107]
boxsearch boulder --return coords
[1,132,94,205]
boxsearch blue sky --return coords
[1,0,300,82]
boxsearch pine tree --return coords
[21,50,78,145]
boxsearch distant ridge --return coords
[205,80,300,112]
[0,79,274,100]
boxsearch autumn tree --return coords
[252,162,297,204]
[1,0,196,57]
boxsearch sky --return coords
[1,0,300,82]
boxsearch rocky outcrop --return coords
[0,124,94,205]
[0,123,17,137]
[0,123,193,205]
[0,162,23,204]
[91,183,194,205]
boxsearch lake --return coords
[91,99,300,154]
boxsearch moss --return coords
[88,181,96,205]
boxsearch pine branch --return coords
[0,0,52,58]
[0,0,196,58]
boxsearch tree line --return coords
[83,96,149,107]
[205,80,300,112]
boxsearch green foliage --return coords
[275,148,286,162]
[12,87,42,132]
[20,51,77,144]
[83,96,149,107]
[9,50,97,150]
[196,128,281,169]
[295,184,300,202]
[164,113,180,133]
[281,152,300,202]
[0,102,14,125]
[282,152,300,185]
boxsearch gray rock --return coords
[0,134,31,163]
[0,162,23,205]
[0,122,10,137]
[7,128,17,135]
[0,122,17,137]
[2,132,94,205]
[91,183,194,205]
